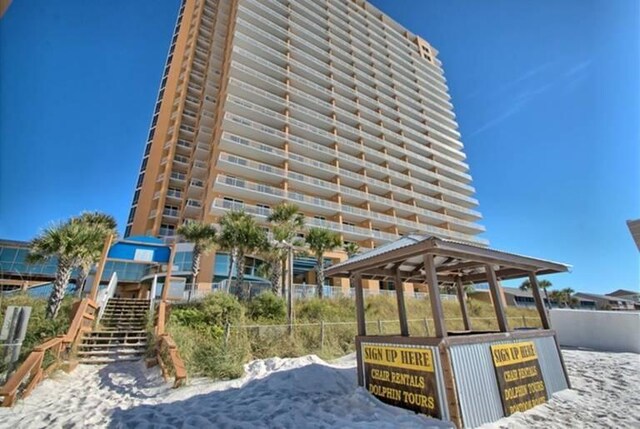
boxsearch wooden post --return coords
[394,269,409,336]
[455,276,471,331]
[485,264,509,332]
[287,247,294,337]
[320,321,325,350]
[160,243,177,302]
[528,272,551,329]
[354,273,366,336]
[377,319,383,334]
[423,253,446,338]
[89,234,113,301]
[423,317,430,335]
[224,322,230,347]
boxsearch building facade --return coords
[125,0,486,285]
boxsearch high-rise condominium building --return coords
[126,0,487,265]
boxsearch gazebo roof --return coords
[325,235,570,283]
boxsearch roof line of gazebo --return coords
[325,235,570,283]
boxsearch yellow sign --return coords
[491,341,538,368]
[490,341,548,416]
[363,345,434,372]
[362,342,440,418]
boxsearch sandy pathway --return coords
[0,349,637,428]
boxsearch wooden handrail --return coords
[153,300,187,388]
[0,298,96,407]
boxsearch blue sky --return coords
[0,0,638,293]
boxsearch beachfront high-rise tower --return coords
[125,0,487,283]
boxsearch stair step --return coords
[78,342,147,349]
[79,356,143,364]
[77,348,146,356]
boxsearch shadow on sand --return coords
[108,363,360,429]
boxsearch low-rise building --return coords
[574,292,638,311]
[606,289,640,303]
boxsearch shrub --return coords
[296,297,355,322]
[0,294,74,373]
[247,292,286,322]
[170,292,244,329]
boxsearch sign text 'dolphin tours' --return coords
[362,343,440,418]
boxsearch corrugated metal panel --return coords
[449,342,504,428]
[450,335,569,428]
[430,345,450,422]
[533,336,569,396]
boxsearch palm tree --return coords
[520,278,552,308]
[28,221,104,319]
[70,212,117,297]
[177,221,217,298]
[305,228,342,298]
[549,290,565,307]
[258,241,284,295]
[561,287,577,308]
[267,202,305,295]
[218,210,267,299]
[344,242,360,258]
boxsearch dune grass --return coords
[167,292,542,379]
[0,294,74,374]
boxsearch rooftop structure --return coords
[627,219,640,251]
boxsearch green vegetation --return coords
[217,210,268,298]
[0,294,74,373]
[305,228,342,298]
[266,202,305,296]
[166,291,542,380]
[176,221,218,295]
[27,211,117,319]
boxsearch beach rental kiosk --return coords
[324,235,571,428]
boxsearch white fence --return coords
[180,282,458,302]
[224,316,542,349]
[550,309,640,353]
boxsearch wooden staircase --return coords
[77,298,150,364]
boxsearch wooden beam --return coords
[437,260,484,274]
[160,243,177,302]
[423,253,446,338]
[89,234,113,301]
[528,272,551,329]
[394,269,409,336]
[485,264,509,332]
[430,248,539,272]
[456,276,471,331]
[354,273,366,336]
[460,267,561,284]
[365,268,455,283]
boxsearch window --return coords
[223,197,243,204]
[314,215,326,221]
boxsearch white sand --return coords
[479,349,640,429]
[0,349,637,428]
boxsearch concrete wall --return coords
[550,309,640,353]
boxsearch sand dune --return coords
[0,349,637,428]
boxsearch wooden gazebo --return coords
[325,235,571,428]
